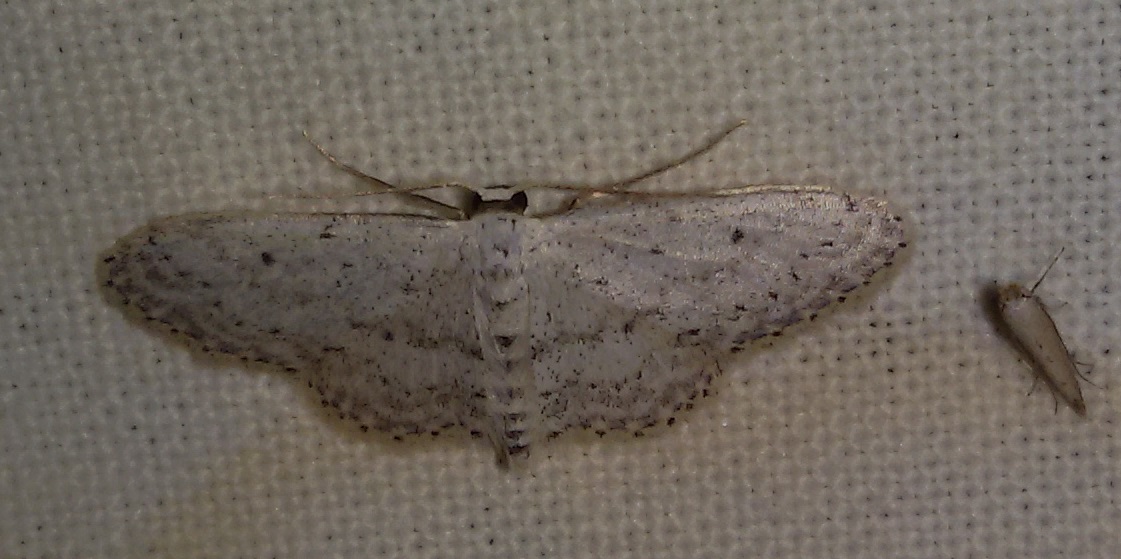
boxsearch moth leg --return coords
[1027,376,1066,415]
[1074,362,1099,387]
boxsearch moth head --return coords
[996,283,1030,306]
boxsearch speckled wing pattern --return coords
[101,186,905,462]
[103,214,490,437]
[524,187,904,438]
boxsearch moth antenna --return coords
[1028,247,1065,294]
[303,130,400,192]
[597,120,748,193]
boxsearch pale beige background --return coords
[1,1,1118,557]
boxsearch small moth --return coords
[991,249,1087,416]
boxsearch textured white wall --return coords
[1,1,1117,557]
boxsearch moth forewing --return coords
[992,250,1087,416]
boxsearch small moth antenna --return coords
[303,130,400,192]
[1028,247,1065,294]
[597,120,748,193]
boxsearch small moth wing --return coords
[524,187,906,434]
[993,282,1087,416]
